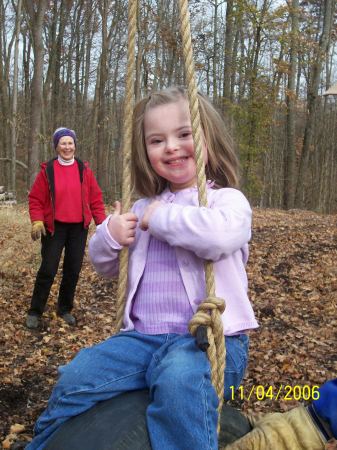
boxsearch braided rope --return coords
[178,0,226,429]
[116,0,226,433]
[115,0,138,331]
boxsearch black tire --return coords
[45,390,251,450]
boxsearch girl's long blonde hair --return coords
[131,86,240,197]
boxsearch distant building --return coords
[323,83,337,96]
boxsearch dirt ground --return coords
[0,205,336,448]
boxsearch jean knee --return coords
[152,366,183,399]
[57,347,94,388]
[151,354,211,401]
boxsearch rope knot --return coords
[188,296,225,337]
[198,296,225,315]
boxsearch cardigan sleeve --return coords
[88,216,122,278]
[147,188,252,261]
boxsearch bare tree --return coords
[10,0,23,193]
[0,0,336,211]
[295,0,335,207]
[283,0,299,209]
[24,0,49,188]
[222,0,234,102]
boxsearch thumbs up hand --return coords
[107,201,138,246]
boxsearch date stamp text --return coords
[230,384,320,402]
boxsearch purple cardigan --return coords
[88,185,259,335]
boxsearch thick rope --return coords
[115,0,138,331]
[116,0,226,433]
[178,0,226,429]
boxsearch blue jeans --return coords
[26,331,249,450]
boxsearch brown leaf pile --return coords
[0,205,336,447]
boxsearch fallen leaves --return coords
[0,205,336,447]
[2,424,26,449]
[236,208,337,415]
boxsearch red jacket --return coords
[29,158,106,234]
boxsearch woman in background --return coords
[26,127,106,329]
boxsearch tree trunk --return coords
[243,0,268,192]
[222,0,234,102]
[24,0,49,188]
[10,0,23,193]
[0,0,10,185]
[212,0,219,100]
[295,0,335,207]
[283,0,299,209]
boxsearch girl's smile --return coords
[164,157,190,169]
[144,99,207,192]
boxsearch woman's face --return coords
[56,136,76,160]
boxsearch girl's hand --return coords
[108,201,138,246]
[140,200,162,231]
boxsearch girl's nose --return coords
[165,138,179,152]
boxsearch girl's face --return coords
[56,136,76,160]
[144,98,207,192]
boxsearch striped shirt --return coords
[131,236,193,334]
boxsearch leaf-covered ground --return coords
[0,205,336,448]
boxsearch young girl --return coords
[26,87,258,450]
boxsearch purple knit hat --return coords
[53,127,77,149]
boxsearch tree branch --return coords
[0,158,28,169]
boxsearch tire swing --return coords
[45,1,251,448]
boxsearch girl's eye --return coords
[181,132,191,138]
[151,139,162,144]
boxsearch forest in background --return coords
[0,0,336,212]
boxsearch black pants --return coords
[29,221,88,317]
